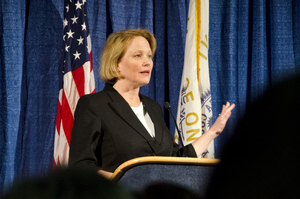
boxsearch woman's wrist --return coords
[205,129,219,138]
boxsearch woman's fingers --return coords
[220,102,235,117]
[212,102,235,135]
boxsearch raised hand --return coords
[210,102,235,135]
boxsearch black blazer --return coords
[69,84,197,172]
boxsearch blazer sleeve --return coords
[69,95,101,171]
[173,142,197,157]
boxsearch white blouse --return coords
[131,102,155,138]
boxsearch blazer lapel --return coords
[105,87,155,144]
[141,97,163,144]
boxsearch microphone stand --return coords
[164,101,184,147]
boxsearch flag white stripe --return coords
[63,71,80,116]
[87,35,92,53]
[83,61,95,94]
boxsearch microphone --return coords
[164,101,184,147]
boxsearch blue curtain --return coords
[1,0,299,195]
[210,0,300,153]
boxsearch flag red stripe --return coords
[61,90,74,145]
[89,52,93,72]
[72,66,85,97]
[53,157,57,167]
[57,156,61,167]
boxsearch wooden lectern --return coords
[110,156,219,196]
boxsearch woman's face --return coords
[117,36,153,88]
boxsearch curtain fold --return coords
[1,0,300,195]
[0,0,26,192]
[13,0,63,183]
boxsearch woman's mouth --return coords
[141,70,150,75]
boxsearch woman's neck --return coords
[113,81,141,107]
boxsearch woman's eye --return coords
[134,54,141,57]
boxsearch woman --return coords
[69,29,235,178]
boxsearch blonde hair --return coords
[99,28,157,83]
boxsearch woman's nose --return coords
[143,56,152,66]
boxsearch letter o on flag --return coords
[185,112,199,126]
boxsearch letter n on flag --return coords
[175,0,214,158]
[53,0,96,166]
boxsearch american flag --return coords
[53,0,95,166]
